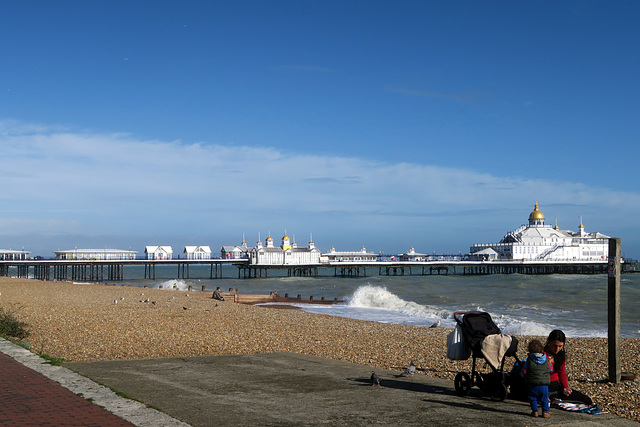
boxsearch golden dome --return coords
[528,202,545,220]
[266,236,273,241]
[283,235,289,240]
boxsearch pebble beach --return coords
[1,277,638,422]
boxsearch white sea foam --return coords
[347,284,452,319]
[153,279,190,291]
[296,284,596,336]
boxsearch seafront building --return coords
[322,246,376,262]
[144,246,173,260]
[469,203,609,261]
[54,248,137,260]
[249,234,321,265]
[221,236,250,259]
[183,246,212,260]
[398,247,427,261]
[0,249,31,260]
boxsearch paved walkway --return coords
[0,351,133,426]
[0,339,189,427]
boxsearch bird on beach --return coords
[113,299,118,304]
[370,371,381,386]
[402,360,416,377]
[429,319,441,328]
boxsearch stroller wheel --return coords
[454,372,472,396]
[490,382,508,402]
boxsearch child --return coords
[522,339,552,418]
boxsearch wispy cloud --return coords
[1,120,639,254]
[386,86,482,104]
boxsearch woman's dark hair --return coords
[545,329,566,367]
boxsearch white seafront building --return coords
[0,249,31,260]
[249,233,322,265]
[323,246,377,262]
[144,246,173,260]
[54,248,138,260]
[470,203,609,261]
[220,236,250,259]
[183,245,212,260]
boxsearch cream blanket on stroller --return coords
[480,333,512,370]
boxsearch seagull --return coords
[114,299,118,304]
[370,371,381,386]
[403,360,416,377]
[429,319,441,328]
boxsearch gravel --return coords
[1,277,638,422]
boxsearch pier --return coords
[0,259,245,282]
[0,258,636,282]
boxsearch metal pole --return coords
[608,238,621,383]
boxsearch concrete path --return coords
[64,352,638,427]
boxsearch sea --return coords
[105,265,640,339]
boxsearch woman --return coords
[544,329,592,405]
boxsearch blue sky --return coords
[1,1,640,258]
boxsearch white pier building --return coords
[323,246,377,262]
[145,246,173,260]
[221,236,250,259]
[183,245,212,260]
[0,249,31,260]
[55,248,138,260]
[249,233,321,265]
[470,203,609,261]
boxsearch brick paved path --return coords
[0,352,133,426]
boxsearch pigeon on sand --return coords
[402,360,416,377]
[370,371,381,386]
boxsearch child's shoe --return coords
[530,411,539,417]
[542,412,550,418]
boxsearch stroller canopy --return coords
[458,311,501,351]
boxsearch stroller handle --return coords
[453,310,467,324]
[453,310,484,324]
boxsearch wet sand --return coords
[0,277,638,422]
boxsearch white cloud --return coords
[1,120,639,255]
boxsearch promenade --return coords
[0,337,636,426]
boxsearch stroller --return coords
[452,311,519,401]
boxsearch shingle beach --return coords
[1,277,638,422]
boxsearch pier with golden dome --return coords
[0,203,637,281]
[469,202,611,262]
